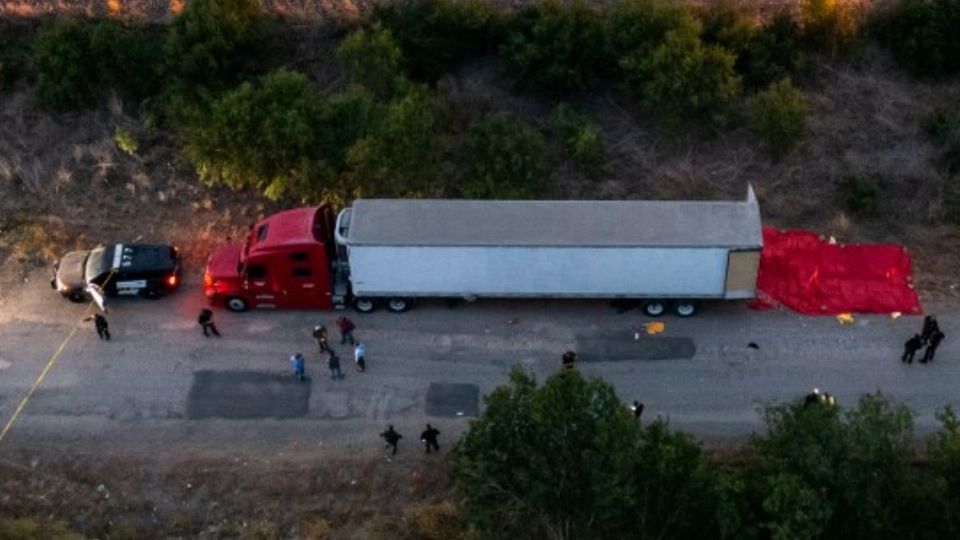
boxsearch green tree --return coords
[874,0,960,77]
[740,12,806,89]
[798,0,860,58]
[456,113,546,199]
[31,20,100,110]
[373,0,505,84]
[605,0,698,63]
[550,104,606,179]
[453,367,637,539]
[746,78,809,157]
[184,69,325,200]
[316,86,383,171]
[163,0,271,108]
[620,22,742,130]
[89,21,162,101]
[929,407,960,536]
[336,24,405,99]
[345,87,440,197]
[501,0,605,92]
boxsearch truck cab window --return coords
[256,225,269,242]
[290,252,309,262]
[246,265,267,279]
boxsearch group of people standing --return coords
[295,316,365,381]
[902,315,946,364]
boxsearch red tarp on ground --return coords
[751,227,923,315]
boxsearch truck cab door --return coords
[242,264,277,308]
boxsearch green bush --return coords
[839,174,882,216]
[550,104,606,178]
[746,79,809,157]
[798,0,861,58]
[114,127,139,156]
[740,12,806,89]
[874,0,960,77]
[88,21,162,101]
[164,0,271,104]
[922,107,960,145]
[0,25,27,91]
[605,0,698,62]
[184,69,325,200]
[345,87,441,197]
[620,22,742,130]
[501,0,605,92]
[373,0,505,84]
[336,24,405,99]
[316,86,383,171]
[31,20,101,110]
[0,519,85,540]
[456,113,546,199]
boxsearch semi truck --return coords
[203,189,763,317]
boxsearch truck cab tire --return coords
[642,300,667,317]
[226,297,248,312]
[674,301,698,317]
[354,297,377,313]
[386,298,410,313]
[67,291,86,303]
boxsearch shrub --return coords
[346,87,441,197]
[620,22,742,130]
[798,0,860,58]
[31,20,101,110]
[456,113,546,199]
[550,104,606,178]
[839,174,882,216]
[114,127,139,156]
[0,25,27,91]
[0,519,85,539]
[88,20,162,100]
[501,0,605,92]
[316,86,383,171]
[605,0,698,62]
[164,0,271,103]
[336,24,405,99]
[184,69,325,200]
[922,107,960,145]
[373,0,505,84]
[873,0,960,77]
[746,79,809,157]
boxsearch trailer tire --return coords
[354,297,377,313]
[674,301,698,317]
[386,298,410,313]
[226,296,248,312]
[642,300,667,317]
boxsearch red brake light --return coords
[167,274,178,287]
[203,273,213,287]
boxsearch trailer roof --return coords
[346,189,762,248]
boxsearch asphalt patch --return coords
[575,333,695,361]
[425,383,479,418]
[186,370,311,420]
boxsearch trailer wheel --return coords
[642,300,667,317]
[386,298,410,313]
[354,297,377,313]
[226,296,248,312]
[674,301,698,317]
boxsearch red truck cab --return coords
[204,206,338,311]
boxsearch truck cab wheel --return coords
[674,301,698,317]
[353,297,377,313]
[67,291,86,303]
[386,297,410,313]
[642,300,667,317]
[226,297,248,312]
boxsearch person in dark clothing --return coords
[198,309,220,337]
[336,316,356,345]
[921,316,940,344]
[562,350,577,369]
[328,350,344,380]
[421,424,441,454]
[313,325,330,353]
[381,425,402,455]
[902,334,924,364]
[631,401,644,421]
[804,388,822,406]
[922,331,945,363]
[84,313,110,340]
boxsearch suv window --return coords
[247,265,267,279]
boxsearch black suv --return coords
[52,244,182,302]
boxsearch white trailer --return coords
[334,188,762,316]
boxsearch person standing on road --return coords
[922,330,945,363]
[562,350,577,369]
[631,401,644,422]
[336,316,356,345]
[313,325,330,353]
[290,353,306,381]
[902,334,923,364]
[83,313,110,341]
[921,316,940,344]
[381,424,402,455]
[420,424,440,454]
[354,342,366,372]
[328,350,344,380]
[198,309,220,337]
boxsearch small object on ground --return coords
[507,318,518,325]
[646,321,665,335]
[747,342,759,350]
[836,313,855,325]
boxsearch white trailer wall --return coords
[347,245,729,298]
